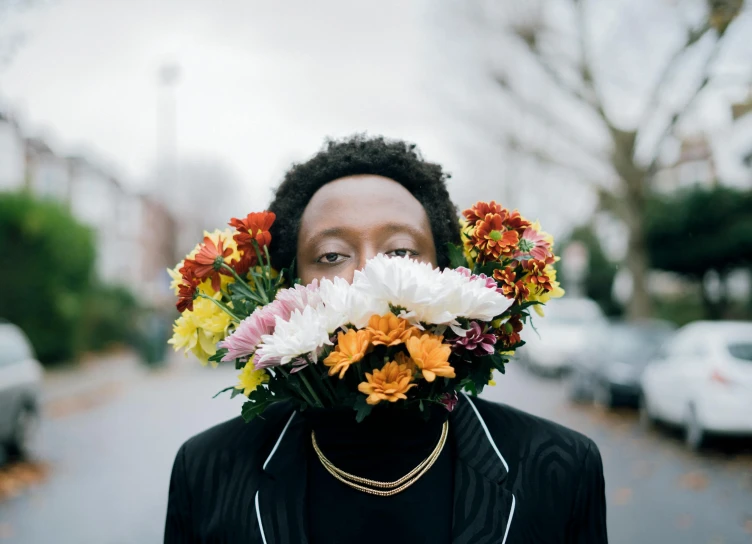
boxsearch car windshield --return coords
[728,342,752,363]
[600,328,668,364]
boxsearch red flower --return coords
[493,267,529,300]
[463,201,506,225]
[176,278,199,312]
[186,236,233,292]
[229,211,276,275]
[472,213,520,262]
[522,259,553,292]
[230,211,275,250]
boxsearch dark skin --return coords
[297,175,438,285]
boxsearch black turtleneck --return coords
[302,405,454,544]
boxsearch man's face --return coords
[296,175,438,285]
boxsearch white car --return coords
[519,297,607,375]
[0,322,43,459]
[640,321,752,450]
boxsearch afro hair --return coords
[267,134,461,273]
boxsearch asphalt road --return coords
[1,360,750,543]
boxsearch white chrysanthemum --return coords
[352,254,437,317]
[438,268,513,323]
[255,305,331,367]
[354,254,512,327]
[318,276,389,330]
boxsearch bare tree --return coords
[462,0,749,318]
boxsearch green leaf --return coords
[241,399,276,422]
[209,348,229,365]
[446,242,468,269]
[353,395,373,423]
[230,387,244,399]
[212,385,235,399]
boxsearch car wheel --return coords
[684,405,705,452]
[594,382,613,409]
[7,404,39,459]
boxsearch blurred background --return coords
[0,0,751,542]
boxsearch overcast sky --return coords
[1,0,749,239]
[1,0,485,210]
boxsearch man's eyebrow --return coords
[305,223,427,243]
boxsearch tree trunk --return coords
[624,219,653,320]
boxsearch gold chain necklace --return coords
[311,420,449,497]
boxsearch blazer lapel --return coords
[450,394,516,544]
[255,412,310,544]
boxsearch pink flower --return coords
[451,321,497,356]
[515,228,552,262]
[274,280,321,317]
[219,306,279,361]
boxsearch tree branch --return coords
[638,23,712,132]
[645,32,728,175]
[492,72,610,164]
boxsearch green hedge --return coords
[0,191,150,365]
[0,191,96,363]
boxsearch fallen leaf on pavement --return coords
[0,461,51,502]
[612,487,632,505]
[679,471,709,491]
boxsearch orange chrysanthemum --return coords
[357,360,417,405]
[497,315,524,349]
[405,334,455,382]
[493,267,530,300]
[471,213,520,262]
[366,313,418,347]
[463,200,506,225]
[522,259,553,292]
[503,210,532,235]
[323,329,372,379]
[185,236,233,292]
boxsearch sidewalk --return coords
[41,349,149,418]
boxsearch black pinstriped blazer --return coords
[165,394,607,543]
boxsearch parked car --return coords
[640,321,752,450]
[0,322,43,459]
[519,297,607,376]
[568,320,675,407]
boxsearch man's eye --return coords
[386,249,417,258]
[317,253,347,264]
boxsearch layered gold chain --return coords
[310,420,449,497]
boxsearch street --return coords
[1,360,751,544]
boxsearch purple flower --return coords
[440,392,459,412]
[451,321,496,356]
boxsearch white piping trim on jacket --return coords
[262,412,296,470]
[461,392,516,544]
[256,411,296,543]
[503,494,516,544]
[461,392,509,471]
[254,490,267,544]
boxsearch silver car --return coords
[0,322,43,459]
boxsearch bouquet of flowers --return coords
[168,201,563,421]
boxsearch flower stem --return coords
[309,364,336,405]
[220,263,268,304]
[298,371,324,408]
[198,293,242,323]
